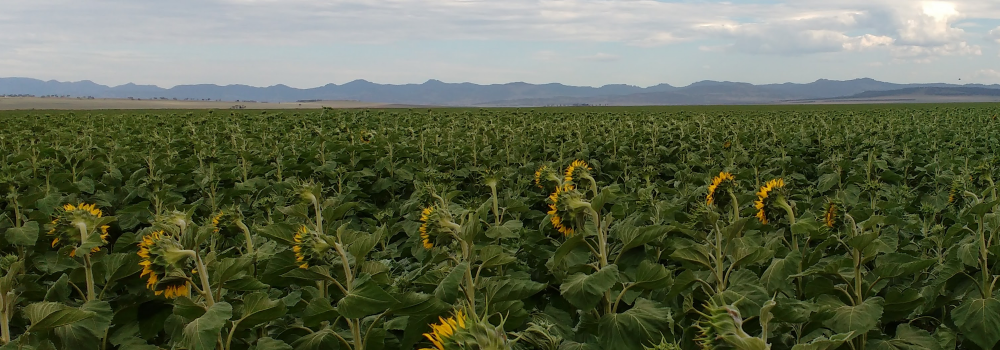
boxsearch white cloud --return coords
[990,26,1000,43]
[580,53,620,62]
[975,69,1000,78]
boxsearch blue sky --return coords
[3,0,1000,88]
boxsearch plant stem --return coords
[195,255,215,306]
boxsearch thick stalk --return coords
[728,191,740,222]
[76,223,96,301]
[980,215,992,299]
[713,223,725,293]
[589,208,612,315]
[235,220,255,257]
[489,184,500,226]
[195,255,215,306]
[460,241,476,314]
[352,319,363,350]
[0,293,10,344]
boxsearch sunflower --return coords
[534,165,547,189]
[49,203,112,256]
[706,172,736,207]
[547,184,581,237]
[754,178,786,225]
[419,207,436,249]
[360,131,374,144]
[293,226,311,269]
[137,231,191,299]
[824,201,840,228]
[564,160,592,184]
[420,310,469,350]
[210,211,225,234]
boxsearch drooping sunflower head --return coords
[419,207,440,249]
[137,230,193,299]
[547,184,591,237]
[48,203,113,256]
[210,211,225,234]
[154,210,193,235]
[723,141,732,149]
[948,178,965,207]
[706,172,737,207]
[563,160,593,185]
[694,301,766,350]
[754,178,788,225]
[420,310,469,350]
[824,200,842,229]
[293,225,328,269]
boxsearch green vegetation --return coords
[1,104,999,349]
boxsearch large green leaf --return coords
[597,298,673,350]
[292,329,341,350]
[822,297,884,335]
[25,302,95,332]
[791,332,856,350]
[181,302,233,350]
[235,292,287,330]
[560,264,619,310]
[252,337,293,350]
[760,250,801,294]
[52,301,112,350]
[336,275,397,318]
[434,262,468,304]
[6,221,39,246]
[951,297,1000,350]
[867,324,940,350]
[632,260,672,290]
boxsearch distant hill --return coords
[2,77,999,106]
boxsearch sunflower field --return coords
[1,105,1000,350]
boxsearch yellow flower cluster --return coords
[64,203,103,217]
[754,178,785,225]
[419,207,435,249]
[49,203,110,256]
[211,211,224,233]
[824,202,837,228]
[548,184,575,237]
[706,172,735,206]
[293,226,310,269]
[534,165,547,189]
[420,310,468,350]
[137,231,189,299]
[563,160,591,184]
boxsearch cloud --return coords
[580,53,620,62]
[990,26,1000,43]
[975,69,1000,78]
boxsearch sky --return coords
[3,0,1000,88]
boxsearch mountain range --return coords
[2,77,999,106]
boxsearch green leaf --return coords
[632,260,672,290]
[951,297,1000,350]
[181,302,233,350]
[597,298,673,350]
[25,302,95,332]
[292,329,341,350]
[617,225,672,254]
[6,221,39,246]
[44,274,70,303]
[102,253,143,284]
[212,257,253,287]
[791,332,856,350]
[303,298,338,328]
[561,264,619,310]
[760,250,801,294]
[336,275,397,318]
[822,297,884,335]
[669,242,712,269]
[434,262,469,304]
[866,324,941,350]
[477,245,517,269]
[173,296,208,319]
[817,172,840,192]
[235,292,287,330]
[253,337,293,350]
[873,253,935,279]
[53,301,112,350]
[485,219,522,239]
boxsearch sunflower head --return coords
[293,225,329,269]
[137,231,193,299]
[706,172,737,207]
[948,178,966,207]
[360,131,374,144]
[419,207,440,249]
[420,310,470,350]
[154,210,193,235]
[547,184,591,237]
[723,141,732,149]
[48,203,114,256]
[210,211,226,234]
[824,200,842,229]
[533,164,559,190]
[754,178,789,225]
[563,160,593,185]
